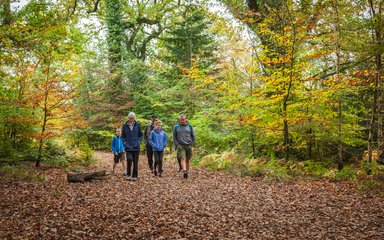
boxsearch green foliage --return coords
[199,151,237,171]
[357,181,383,194]
[302,160,330,177]
[162,4,217,70]
[333,166,356,181]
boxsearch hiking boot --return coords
[158,173,162,178]
[123,173,127,177]
[127,176,132,181]
[183,171,188,179]
[154,170,157,176]
[131,177,138,181]
[111,170,115,175]
[177,167,182,173]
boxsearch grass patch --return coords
[357,181,383,195]
[0,164,45,182]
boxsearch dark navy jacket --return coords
[122,121,143,151]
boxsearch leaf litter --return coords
[0,151,384,239]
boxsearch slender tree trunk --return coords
[331,0,344,170]
[281,2,297,163]
[367,82,378,170]
[36,67,50,167]
[377,54,383,164]
[337,95,343,170]
[369,0,384,164]
[251,133,256,157]
[1,0,12,25]
[367,0,382,170]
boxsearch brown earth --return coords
[0,151,383,239]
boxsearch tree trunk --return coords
[369,0,384,164]
[376,53,383,164]
[36,61,51,167]
[251,133,256,157]
[332,0,344,170]
[367,0,382,170]
[367,80,378,174]
[2,0,12,25]
[67,171,109,183]
[337,95,343,170]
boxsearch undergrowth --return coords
[198,151,384,189]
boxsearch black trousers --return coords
[146,144,154,170]
[154,151,164,173]
[126,151,140,178]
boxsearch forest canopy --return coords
[1,0,383,179]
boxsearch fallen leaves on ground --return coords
[1,151,384,239]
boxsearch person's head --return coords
[116,128,122,136]
[127,112,136,123]
[179,114,187,125]
[155,120,162,131]
[151,114,158,124]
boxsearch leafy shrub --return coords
[199,151,237,171]
[302,160,329,177]
[79,143,95,165]
[0,141,17,159]
[262,159,291,183]
[333,166,356,181]
[357,181,382,193]
[199,154,220,170]
[87,130,113,150]
[45,140,66,156]
[43,155,69,168]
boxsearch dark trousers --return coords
[126,151,140,178]
[146,144,154,170]
[154,151,164,173]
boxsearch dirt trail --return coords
[1,151,384,239]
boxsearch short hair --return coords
[151,114,158,118]
[116,128,121,131]
[127,112,136,119]
[179,114,187,119]
[155,120,162,125]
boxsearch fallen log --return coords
[67,170,109,183]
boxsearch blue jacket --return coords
[149,129,167,151]
[111,135,125,154]
[122,121,143,151]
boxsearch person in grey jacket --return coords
[173,114,196,179]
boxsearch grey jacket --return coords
[173,123,196,146]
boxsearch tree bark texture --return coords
[67,171,109,183]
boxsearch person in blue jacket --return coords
[122,112,143,181]
[111,128,126,176]
[149,120,167,177]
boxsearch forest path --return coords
[1,151,384,239]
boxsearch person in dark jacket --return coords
[149,120,167,177]
[111,128,126,176]
[173,114,196,179]
[144,114,158,173]
[122,112,143,181]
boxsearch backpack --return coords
[174,124,193,134]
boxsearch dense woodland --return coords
[1,0,384,183]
